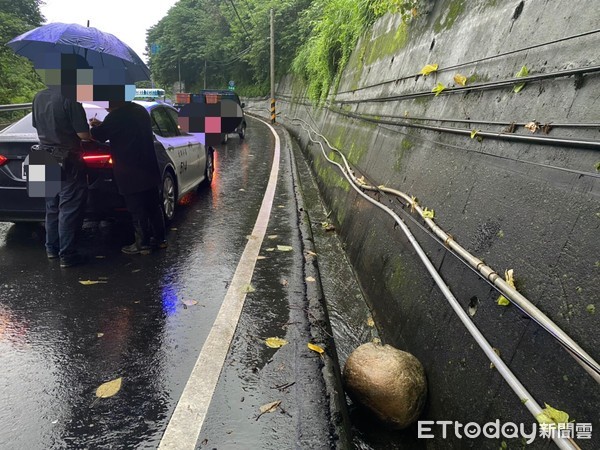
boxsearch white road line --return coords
[159,117,281,450]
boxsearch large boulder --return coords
[343,342,427,429]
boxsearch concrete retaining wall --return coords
[251,0,599,447]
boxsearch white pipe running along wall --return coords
[290,115,600,386]
[289,116,580,450]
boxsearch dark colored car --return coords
[175,90,246,143]
[0,101,214,223]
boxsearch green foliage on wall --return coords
[291,0,424,103]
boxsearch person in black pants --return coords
[32,88,91,267]
[90,101,166,254]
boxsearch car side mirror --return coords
[241,103,245,109]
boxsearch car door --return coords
[165,107,204,186]
[150,106,194,194]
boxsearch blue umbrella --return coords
[7,22,150,83]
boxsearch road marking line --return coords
[159,117,281,450]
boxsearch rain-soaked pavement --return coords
[0,113,418,450]
[0,117,350,449]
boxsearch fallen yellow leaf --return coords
[265,337,288,349]
[259,400,281,414]
[95,377,122,399]
[277,245,293,252]
[181,300,198,306]
[366,317,375,327]
[242,284,255,294]
[497,269,515,306]
[79,280,107,286]
[306,251,317,257]
[257,256,267,260]
[268,235,278,240]
[454,74,467,86]
[308,343,325,354]
[422,208,435,219]
[265,248,275,252]
[524,121,540,133]
[420,63,439,76]
[536,403,570,425]
[470,129,479,139]
[306,276,316,282]
[97,333,104,338]
[432,82,446,96]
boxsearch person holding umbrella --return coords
[31,54,93,267]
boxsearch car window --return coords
[151,107,179,137]
[165,109,183,135]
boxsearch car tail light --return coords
[82,153,113,168]
[0,154,7,167]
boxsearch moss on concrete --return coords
[434,0,466,33]
[467,72,490,84]
[364,22,410,66]
[394,138,413,171]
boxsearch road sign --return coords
[228,80,235,87]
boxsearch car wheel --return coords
[161,170,176,221]
[239,123,246,139]
[221,133,228,144]
[204,148,214,186]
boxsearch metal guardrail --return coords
[0,103,32,112]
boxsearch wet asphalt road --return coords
[0,119,275,449]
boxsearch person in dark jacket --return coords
[32,88,91,268]
[89,101,166,254]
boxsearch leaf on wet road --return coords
[242,284,256,293]
[268,235,279,240]
[366,316,375,327]
[170,228,178,231]
[259,400,281,414]
[97,333,104,338]
[308,343,325,354]
[277,245,293,252]
[306,276,316,282]
[420,63,438,76]
[265,248,275,252]
[265,337,288,348]
[95,377,122,399]
[257,256,267,260]
[182,300,198,306]
[306,251,317,257]
[78,280,107,286]
[470,129,479,139]
[281,279,289,286]
[454,74,467,86]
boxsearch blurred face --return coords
[35,53,135,106]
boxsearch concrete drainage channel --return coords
[287,127,420,449]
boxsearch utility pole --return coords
[270,8,275,124]
[204,60,207,89]
[178,58,181,93]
